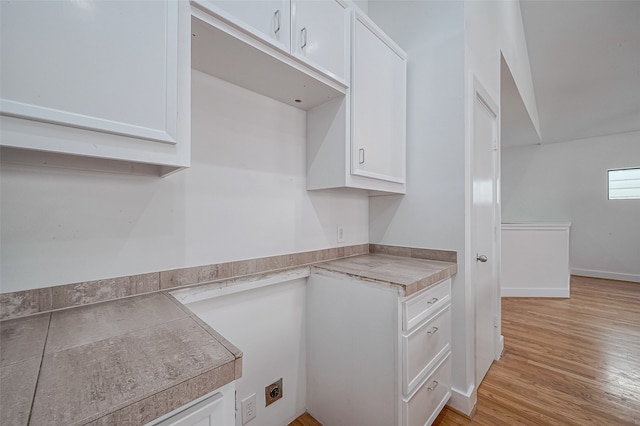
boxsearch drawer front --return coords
[403,278,451,331]
[403,305,451,396]
[403,354,451,426]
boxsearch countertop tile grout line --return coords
[27,312,51,426]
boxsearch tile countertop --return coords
[312,253,457,296]
[0,292,242,426]
[0,251,456,426]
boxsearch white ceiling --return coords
[502,0,640,147]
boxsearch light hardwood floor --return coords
[435,275,640,425]
[292,276,640,425]
[288,412,322,426]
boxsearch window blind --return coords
[608,168,640,200]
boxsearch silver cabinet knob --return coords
[476,254,488,263]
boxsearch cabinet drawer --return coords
[402,279,451,331]
[403,353,451,426]
[403,305,451,396]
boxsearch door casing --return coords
[469,75,502,388]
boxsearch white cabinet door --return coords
[150,382,235,426]
[292,0,349,83]
[306,273,400,426]
[351,11,406,184]
[0,0,190,175]
[211,0,291,52]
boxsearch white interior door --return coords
[471,77,500,386]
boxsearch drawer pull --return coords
[427,326,439,335]
[426,380,439,391]
[427,297,438,305]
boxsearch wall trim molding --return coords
[572,269,640,284]
[501,287,570,298]
[448,384,477,416]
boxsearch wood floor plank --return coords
[288,412,323,426]
[434,276,640,426]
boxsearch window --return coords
[608,168,640,200]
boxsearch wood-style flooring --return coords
[435,275,640,425]
[288,412,323,426]
[292,275,640,426]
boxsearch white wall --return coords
[465,0,540,138]
[502,131,640,283]
[186,279,307,426]
[0,70,370,293]
[461,0,539,411]
[368,0,539,414]
[367,0,469,409]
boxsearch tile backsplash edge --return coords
[1,243,456,321]
[369,244,457,263]
[0,244,369,321]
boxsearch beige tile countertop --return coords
[0,292,241,426]
[0,247,456,426]
[312,253,457,296]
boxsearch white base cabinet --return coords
[306,272,452,426]
[0,0,191,176]
[149,382,235,426]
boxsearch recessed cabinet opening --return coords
[191,6,346,111]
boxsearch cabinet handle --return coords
[300,27,307,49]
[427,326,439,335]
[273,10,281,34]
[359,148,365,164]
[427,297,438,305]
[427,380,439,391]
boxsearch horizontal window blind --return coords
[608,168,640,200]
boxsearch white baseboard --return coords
[448,384,476,416]
[501,287,570,298]
[571,268,640,283]
[496,335,504,359]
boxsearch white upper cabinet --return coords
[306,9,407,194]
[209,0,291,52]
[199,0,349,87]
[292,0,350,83]
[0,0,191,176]
[351,10,406,185]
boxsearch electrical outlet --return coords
[265,378,283,406]
[337,226,345,243]
[241,394,256,424]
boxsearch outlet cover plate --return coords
[241,393,256,424]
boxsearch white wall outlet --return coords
[241,393,257,424]
[337,226,345,243]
